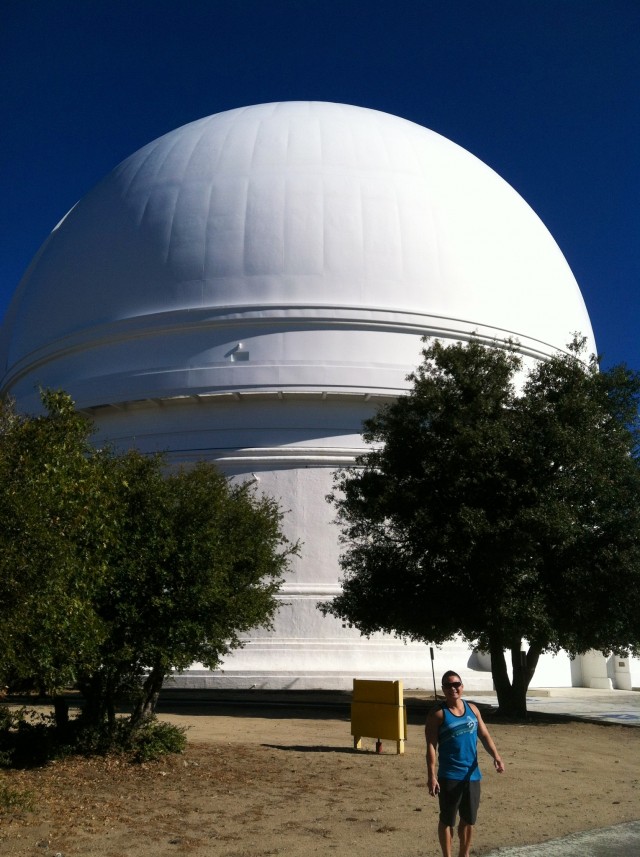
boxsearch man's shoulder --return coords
[465,700,481,718]
[426,702,445,724]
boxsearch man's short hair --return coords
[441,670,462,686]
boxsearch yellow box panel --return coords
[352,679,402,705]
[351,702,404,740]
[350,679,407,753]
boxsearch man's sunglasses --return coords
[442,682,462,689]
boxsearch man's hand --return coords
[493,757,505,774]
[427,775,440,796]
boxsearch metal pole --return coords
[430,646,438,700]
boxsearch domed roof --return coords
[0,101,594,408]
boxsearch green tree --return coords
[0,392,297,732]
[78,453,298,728]
[0,391,108,708]
[321,337,640,716]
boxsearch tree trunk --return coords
[490,637,543,717]
[130,664,165,728]
[78,673,108,726]
[510,640,542,715]
[507,643,529,717]
[489,638,514,715]
[53,695,69,731]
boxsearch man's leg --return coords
[457,820,474,857]
[438,821,453,857]
[456,780,480,856]
[438,779,463,857]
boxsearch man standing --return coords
[426,670,505,857]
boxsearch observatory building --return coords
[2,101,627,690]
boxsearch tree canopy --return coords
[0,391,108,696]
[321,337,640,715]
[82,451,297,727]
[0,391,297,729]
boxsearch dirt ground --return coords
[1,693,639,857]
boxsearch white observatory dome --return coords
[1,101,593,408]
[0,102,596,690]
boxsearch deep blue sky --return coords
[2,0,638,368]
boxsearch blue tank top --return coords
[438,700,481,781]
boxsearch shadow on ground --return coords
[152,688,595,728]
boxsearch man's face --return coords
[442,676,463,700]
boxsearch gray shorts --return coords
[438,778,480,826]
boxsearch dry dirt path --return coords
[1,695,639,856]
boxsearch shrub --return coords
[0,705,186,767]
[68,717,187,762]
[127,718,187,762]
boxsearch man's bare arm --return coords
[425,708,443,794]
[469,703,505,773]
